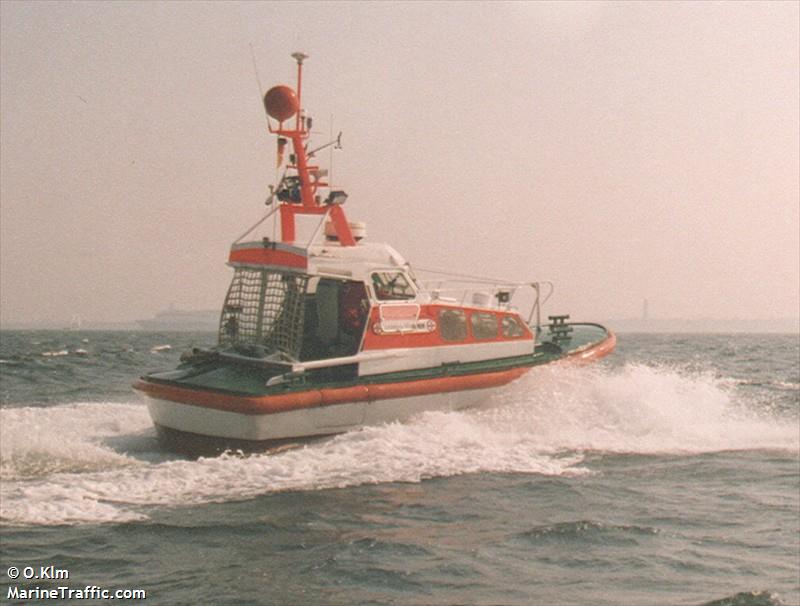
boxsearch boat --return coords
[133,53,616,455]
[136,309,219,332]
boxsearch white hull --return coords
[141,386,496,443]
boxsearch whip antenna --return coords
[249,43,269,128]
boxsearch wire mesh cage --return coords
[218,268,309,358]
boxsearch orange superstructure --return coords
[263,53,356,247]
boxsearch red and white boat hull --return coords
[141,385,495,445]
[135,331,615,452]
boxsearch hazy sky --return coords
[1,1,798,326]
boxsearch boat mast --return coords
[264,53,356,246]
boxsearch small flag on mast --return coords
[276,137,288,169]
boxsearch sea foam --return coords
[493,363,799,455]
[1,363,796,526]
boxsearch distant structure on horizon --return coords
[606,316,800,334]
[136,309,219,332]
[604,297,798,333]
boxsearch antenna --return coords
[249,44,264,95]
[291,52,308,131]
[307,132,342,157]
[329,114,335,188]
[249,44,269,129]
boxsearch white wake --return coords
[1,363,796,526]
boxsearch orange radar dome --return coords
[263,85,299,122]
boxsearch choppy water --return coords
[0,330,798,605]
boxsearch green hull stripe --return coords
[142,324,611,399]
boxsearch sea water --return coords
[0,330,797,605]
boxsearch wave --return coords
[699,590,787,606]
[489,363,800,455]
[0,363,797,526]
[515,520,660,544]
[0,402,153,480]
[720,377,800,392]
[0,402,586,526]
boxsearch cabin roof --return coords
[228,239,409,281]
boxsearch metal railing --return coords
[411,266,554,333]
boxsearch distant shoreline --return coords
[600,318,800,334]
[1,320,797,335]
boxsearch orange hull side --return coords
[134,331,616,416]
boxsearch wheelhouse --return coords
[217,232,539,375]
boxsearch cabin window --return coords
[471,312,499,340]
[439,309,467,341]
[501,315,526,338]
[371,272,415,301]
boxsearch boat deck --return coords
[537,322,610,354]
[142,322,613,398]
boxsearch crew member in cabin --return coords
[224,315,239,341]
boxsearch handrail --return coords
[528,281,554,333]
[291,348,410,372]
[416,273,555,334]
[234,206,280,244]
[233,170,288,244]
[412,265,529,287]
[306,207,331,247]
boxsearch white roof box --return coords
[325,220,367,242]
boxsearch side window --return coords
[371,272,415,301]
[471,312,498,340]
[501,315,526,338]
[439,309,467,341]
